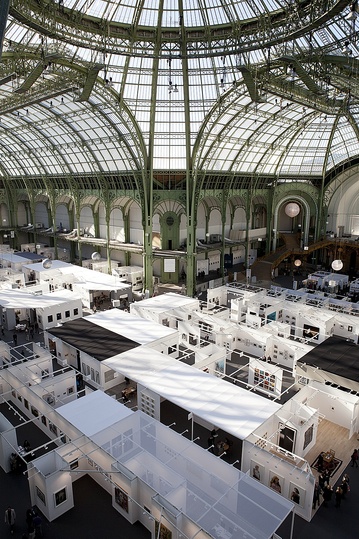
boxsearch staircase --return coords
[250,234,335,282]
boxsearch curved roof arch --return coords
[1,0,359,184]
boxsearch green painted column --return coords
[123,213,131,265]
[105,209,111,274]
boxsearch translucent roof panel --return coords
[1,1,359,179]
[55,0,299,27]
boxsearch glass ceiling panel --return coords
[1,1,359,179]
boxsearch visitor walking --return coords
[335,485,343,507]
[4,506,16,534]
[350,448,358,467]
[323,484,333,507]
[312,482,321,509]
[12,333,17,346]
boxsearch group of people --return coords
[9,440,31,472]
[314,472,350,509]
[4,506,42,537]
[11,324,37,346]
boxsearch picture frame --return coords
[54,487,67,507]
[289,482,306,508]
[303,424,314,450]
[250,460,264,483]
[114,486,129,513]
[278,423,296,453]
[49,422,58,436]
[269,471,284,495]
[36,485,46,506]
[31,406,39,417]
[155,521,172,539]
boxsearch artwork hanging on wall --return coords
[114,487,129,513]
[54,487,67,507]
[289,482,306,508]
[250,460,265,483]
[269,472,284,495]
[303,424,314,450]
[278,423,296,453]
[155,521,172,539]
[49,422,58,436]
[36,486,46,506]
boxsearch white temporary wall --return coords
[0,414,18,472]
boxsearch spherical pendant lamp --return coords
[331,259,343,271]
[285,202,300,217]
[42,258,52,269]
[294,259,302,267]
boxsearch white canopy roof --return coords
[86,309,177,344]
[23,261,131,291]
[0,288,80,309]
[56,390,132,436]
[0,252,41,263]
[131,292,199,314]
[104,348,280,440]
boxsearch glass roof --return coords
[1,0,359,180]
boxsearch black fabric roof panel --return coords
[299,336,359,382]
[49,317,141,361]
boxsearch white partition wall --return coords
[28,451,74,521]
[248,358,283,397]
[242,440,314,521]
[0,414,18,472]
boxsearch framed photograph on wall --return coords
[31,406,39,417]
[303,424,314,450]
[115,487,129,513]
[250,460,264,483]
[36,486,46,506]
[54,487,67,507]
[278,423,296,453]
[49,422,58,436]
[289,482,306,508]
[269,472,284,495]
[155,521,172,539]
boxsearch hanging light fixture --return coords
[42,258,52,269]
[285,202,300,217]
[294,259,302,267]
[331,259,343,271]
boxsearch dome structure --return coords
[1,0,359,181]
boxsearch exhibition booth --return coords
[103,346,281,437]
[27,391,294,538]
[22,261,133,309]
[242,385,319,521]
[46,309,179,392]
[130,293,200,328]
[0,288,83,331]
